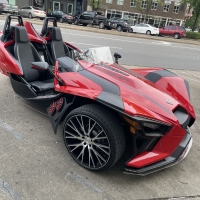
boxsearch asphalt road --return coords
[0,20,200,71]
[0,19,200,200]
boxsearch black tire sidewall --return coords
[63,104,125,171]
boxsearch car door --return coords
[24,6,32,17]
[18,6,26,16]
[161,26,170,36]
[170,26,176,36]
[135,24,143,33]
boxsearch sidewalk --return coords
[0,14,200,46]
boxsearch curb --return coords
[0,15,199,46]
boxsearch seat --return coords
[50,27,70,63]
[14,26,54,93]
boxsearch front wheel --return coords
[59,18,63,23]
[63,104,126,171]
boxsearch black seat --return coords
[50,27,70,63]
[14,26,54,92]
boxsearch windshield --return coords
[57,46,114,73]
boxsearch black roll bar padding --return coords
[41,17,57,36]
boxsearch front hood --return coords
[86,63,195,124]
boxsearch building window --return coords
[130,0,136,7]
[106,0,112,4]
[173,6,179,14]
[151,1,158,10]
[163,4,170,12]
[117,0,124,5]
[141,1,147,9]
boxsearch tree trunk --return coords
[192,7,200,31]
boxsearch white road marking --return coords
[180,75,200,83]
[69,41,122,49]
[0,177,22,200]
[152,41,171,46]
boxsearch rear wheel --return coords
[117,26,122,32]
[146,30,151,35]
[63,104,126,171]
[59,18,63,23]
[74,19,79,25]
[28,13,32,19]
[99,22,105,29]
[82,23,88,26]
[174,33,180,39]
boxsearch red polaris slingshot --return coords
[0,15,196,175]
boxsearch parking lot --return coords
[0,17,200,200]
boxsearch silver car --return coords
[18,6,46,19]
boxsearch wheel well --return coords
[174,32,180,35]
[59,96,121,124]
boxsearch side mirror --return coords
[31,62,49,71]
[114,53,122,64]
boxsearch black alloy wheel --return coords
[63,104,126,171]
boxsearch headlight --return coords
[122,115,171,137]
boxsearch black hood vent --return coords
[173,106,190,129]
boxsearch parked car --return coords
[107,18,129,32]
[129,24,159,35]
[18,6,46,19]
[74,11,107,29]
[0,3,18,14]
[159,25,186,39]
[47,10,75,24]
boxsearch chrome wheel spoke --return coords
[76,116,86,135]
[91,148,106,164]
[93,143,110,156]
[69,143,82,152]
[87,121,96,136]
[93,142,109,149]
[92,130,104,140]
[67,121,82,137]
[65,131,83,141]
[92,137,107,141]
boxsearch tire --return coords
[74,19,79,25]
[128,28,133,33]
[146,30,151,35]
[117,26,122,32]
[107,27,112,30]
[99,22,105,29]
[40,18,44,20]
[174,33,180,39]
[82,23,88,26]
[63,104,126,171]
[59,18,63,23]
[28,13,32,19]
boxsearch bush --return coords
[186,31,200,39]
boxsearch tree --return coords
[182,0,200,31]
[135,0,163,23]
[90,0,102,11]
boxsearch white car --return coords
[129,24,159,35]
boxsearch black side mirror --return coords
[31,62,49,71]
[114,53,122,64]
